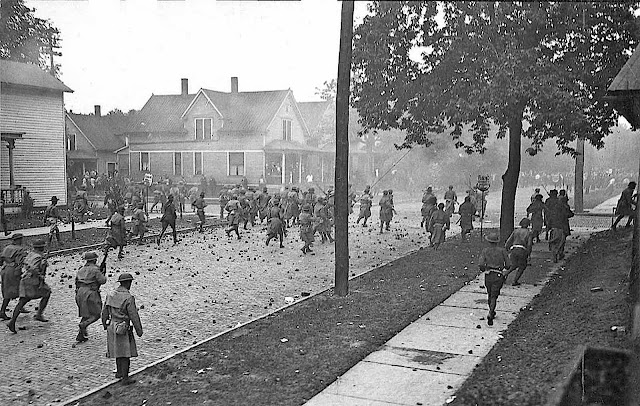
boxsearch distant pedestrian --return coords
[44,196,65,248]
[193,192,207,232]
[265,212,285,248]
[157,195,178,246]
[505,218,533,286]
[75,251,107,342]
[478,233,511,326]
[8,239,51,333]
[613,181,636,230]
[0,233,28,320]
[101,273,143,385]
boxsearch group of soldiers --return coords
[1,232,143,384]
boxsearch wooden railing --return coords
[1,187,25,207]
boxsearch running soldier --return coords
[157,194,178,246]
[105,206,126,260]
[613,181,636,230]
[421,186,437,231]
[478,233,511,326]
[458,195,475,241]
[356,186,372,227]
[44,196,65,249]
[8,239,51,333]
[131,202,147,244]
[101,273,143,385]
[193,192,207,233]
[0,233,28,320]
[299,204,315,254]
[505,218,533,286]
[526,194,545,243]
[429,203,450,249]
[225,195,242,239]
[378,190,394,233]
[75,251,107,342]
[265,211,285,248]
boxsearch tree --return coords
[315,79,337,101]
[352,1,640,240]
[0,0,61,74]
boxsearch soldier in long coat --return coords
[378,190,394,233]
[75,251,107,342]
[0,233,28,320]
[105,206,126,259]
[458,196,476,241]
[101,273,143,385]
[429,203,450,249]
[421,186,437,231]
[8,239,51,333]
[356,187,373,227]
[526,194,545,243]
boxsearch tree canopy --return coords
[0,0,61,73]
[352,1,640,238]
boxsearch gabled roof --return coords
[128,94,196,133]
[298,101,333,134]
[67,113,126,151]
[201,89,290,132]
[608,43,640,93]
[0,59,73,92]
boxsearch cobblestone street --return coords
[0,202,440,406]
[0,192,612,406]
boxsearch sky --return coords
[26,0,370,115]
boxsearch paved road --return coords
[0,188,610,405]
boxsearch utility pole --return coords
[574,6,587,213]
[334,0,354,297]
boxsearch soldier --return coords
[348,184,357,215]
[444,185,458,216]
[158,194,178,246]
[105,206,126,260]
[257,187,271,224]
[246,187,259,227]
[546,191,574,262]
[526,194,545,243]
[150,188,163,213]
[22,190,34,219]
[299,204,315,254]
[269,194,283,220]
[101,273,143,385]
[429,203,450,249]
[356,186,372,227]
[478,233,511,326]
[421,186,437,231]
[0,198,7,236]
[458,195,476,241]
[73,185,89,224]
[265,211,285,248]
[613,181,636,230]
[218,187,229,219]
[75,251,107,342]
[225,195,242,240]
[193,192,207,233]
[284,187,300,227]
[0,233,28,320]
[44,196,65,248]
[505,218,533,286]
[530,188,542,203]
[131,202,147,244]
[378,190,394,234]
[8,239,51,333]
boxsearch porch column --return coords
[281,153,286,185]
[6,139,15,187]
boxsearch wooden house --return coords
[65,105,127,178]
[124,78,325,187]
[1,60,73,209]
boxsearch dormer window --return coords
[282,119,292,141]
[195,118,212,140]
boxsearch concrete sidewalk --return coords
[305,228,597,406]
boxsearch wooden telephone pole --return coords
[334,1,354,297]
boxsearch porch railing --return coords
[1,187,25,207]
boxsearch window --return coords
[174,152,182,175]
[282,119,292,141]
[194,152,203,175]
[140,152,150,172]
[228,152,244,176]
[67,133,76,150]
[195,118,213,140]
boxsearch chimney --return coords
[94,105,101,117]
[231,77,238,93]
[181,78,188,96]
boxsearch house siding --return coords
[65,118,95,154]
[264,93,307,145]
[1,87,67,206]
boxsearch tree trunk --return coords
[499,107,525,242]
[334,0,354,297]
